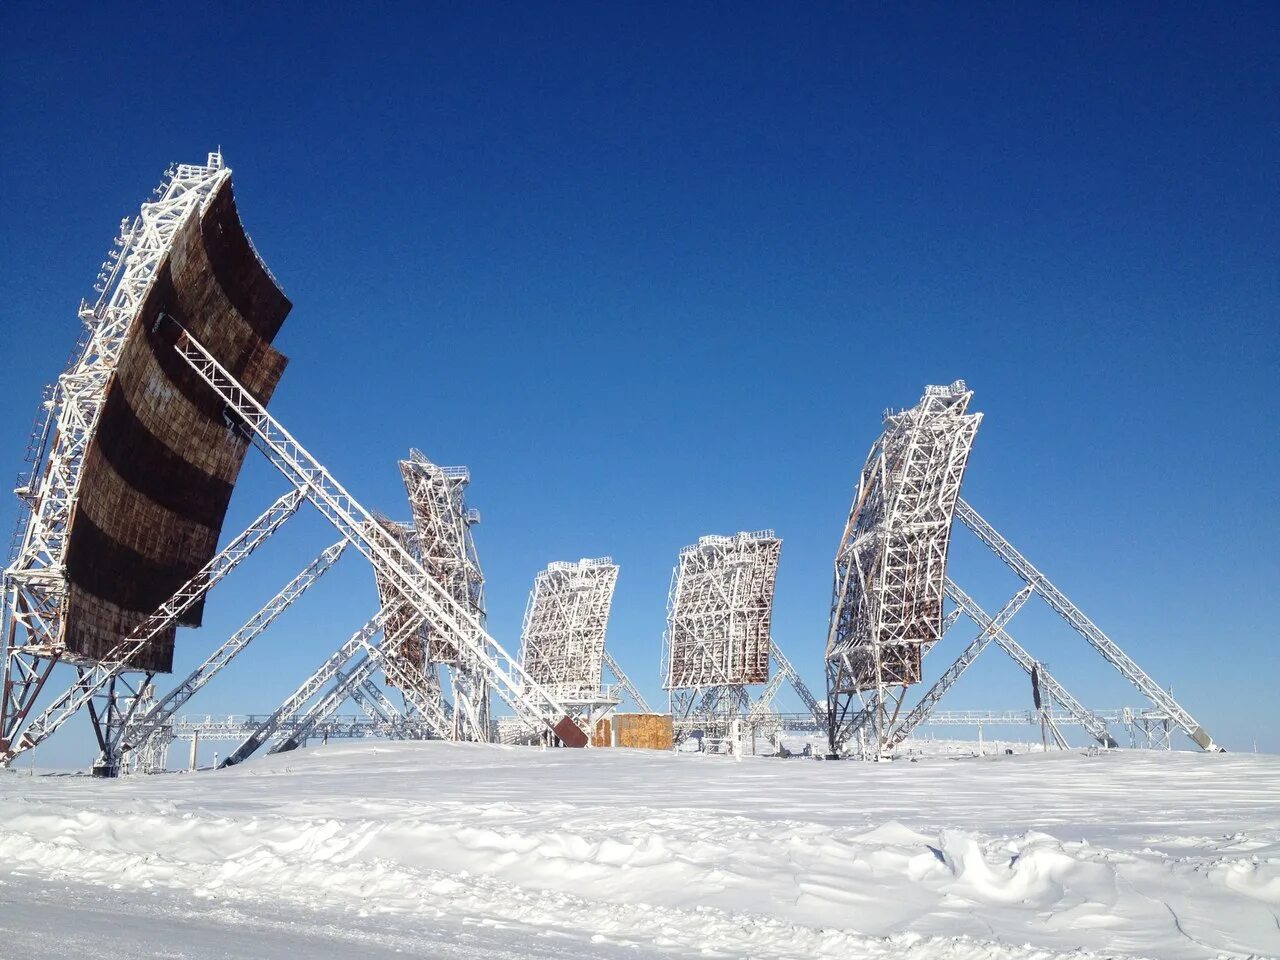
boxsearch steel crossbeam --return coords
[270,653,381,754]
[221,603,407,766]
[771,644,824,725]
[883,586,1033,749]
[955,499,1220,751]
[944,580,1118,748]
[172,329,588,747]
[603,650,652,713]
[0,489,303,766]
[122,539,347,769]
[361,643,452,738]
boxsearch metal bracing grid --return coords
[1,155,229,756]
[398,450,490,741]
[825,381,980,754]
[172,329,588,746]
[665,531,781,691]
[520,558,619,703]
[399,451,485,661]
[367,515,431,686]
[826,381,982,688]
[663,531,781,738]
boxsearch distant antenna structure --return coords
[663,530,786,741]
[825,381,1223,757]
[367,514,448,711]
[510,556,642,741]
[825,382,981,756]
[398,450,491,742]
[1,152,598,774]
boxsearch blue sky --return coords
[2,3,1276,765]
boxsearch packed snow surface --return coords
[1,741,1278,959]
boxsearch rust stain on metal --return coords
[552,715,589,748]
[62,180,290,672]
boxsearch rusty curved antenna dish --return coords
[62,178,291,672]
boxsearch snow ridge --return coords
[1,741,1277,959]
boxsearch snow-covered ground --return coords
[1,741,1277,959]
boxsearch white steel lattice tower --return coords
[398,450,490,741]
[519,558,620,735]
[664,531,782,738]
[825,381,981,756]
[1,154,232,757]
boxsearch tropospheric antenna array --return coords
[0,155,1222,772]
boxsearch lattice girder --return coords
[520,558,619,703]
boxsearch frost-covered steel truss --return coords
[825,381,981,756]
[121,540,348,773]
[221,598,446,766]
[911,708,1181,749]
[825,382,1222,757]
[399,451,490,741]
[170,714,434,750]
[522,558,618,700]
[744,644,825,727]
[0,489,303,772]
[664,531,781,734]
[881,585,1035,749]
[172,328,590,748]
[602,649,651,714]
[1,154,230,759]
[954,501,1222,752]
[520,558,620,728]
[366,517,433,688]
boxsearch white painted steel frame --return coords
[825,381,981,757]
[171,713,434,745]
[521,558,619,703]
[0,489,303,769]
[172,328,587,744]
[223,601,423,766]
[122,539,348,772]
[1,154,232,759]
[602,649,651,714]
[744,644,824,727]
[664,531,782,735]
[955,499,1221,752]
[399,451,490,741]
